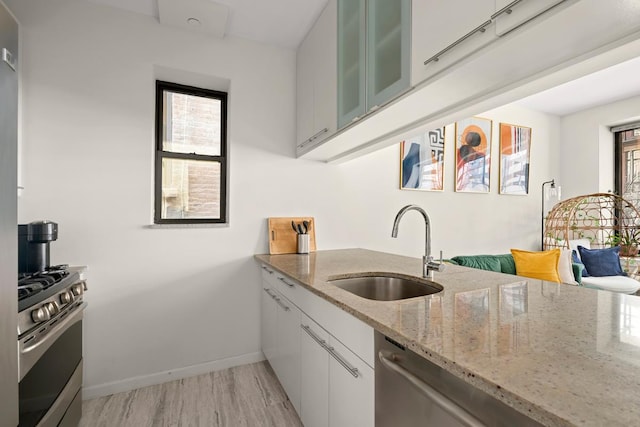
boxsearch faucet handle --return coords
[426,251,446,274]
[437,250,446,272]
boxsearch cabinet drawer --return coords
[260,265,279,288]
[300,289,374,368]
[274,272,308,306]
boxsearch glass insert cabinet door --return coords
[337,0,366,128]
[366,0,410,111]
[337,0,411,129]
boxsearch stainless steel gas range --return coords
[17,266,87,427]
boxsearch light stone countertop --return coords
[255,248,640,427]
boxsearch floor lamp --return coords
[542,179,561,250]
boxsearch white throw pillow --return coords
[568,239,591,259]
[558,249,578,285]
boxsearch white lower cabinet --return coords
[261,282,301,415]
[327,335,374,427]
[300,314,374,427]
[260,266,375,426]
[300,315,329,427]
[275,292,301,415]
[260,287,277,364]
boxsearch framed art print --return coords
[455,117,492,193]
[400,127,445,191]
[499,123,531,195]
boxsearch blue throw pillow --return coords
[572,250,589,277]
[577,246,624,277]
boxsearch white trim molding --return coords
[82,352,265,400]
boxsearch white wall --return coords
[10,0,560,397]
[559,94,640,198]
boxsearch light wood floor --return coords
[80,361,303,427]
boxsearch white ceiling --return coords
[515,55,640,116]
[87,0,328,48]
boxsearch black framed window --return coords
[154,81,228,224]
[615,127,640,201]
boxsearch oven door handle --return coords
[19,303,87,381]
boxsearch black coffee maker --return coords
[18,221,58,274]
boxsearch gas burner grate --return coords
[17,267,71,300]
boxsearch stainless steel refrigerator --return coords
[0,0,18,425]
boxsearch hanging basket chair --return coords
[543,193,640,254]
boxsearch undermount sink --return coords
[328,273,443,301]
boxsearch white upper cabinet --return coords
[493,0,566,35]
[296,0,337,152]
[299,0,640,162]
[296,34,315,150]
[313,0,338,146]
[411,0,495,85]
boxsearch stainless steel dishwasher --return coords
[375,332,542,427]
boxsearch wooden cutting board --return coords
[268,217,317,255]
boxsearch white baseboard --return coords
[82,351,265,400]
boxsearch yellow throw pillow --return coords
[510,249,562,283]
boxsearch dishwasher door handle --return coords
[378,351,486,427]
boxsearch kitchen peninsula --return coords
[256,249,640,427]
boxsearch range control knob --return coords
[71,284,83,297]
[59,291,73,305]
[44,301,59,315]
[31,306,51,323]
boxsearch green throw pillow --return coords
[493,254,517,275]
[450,256,502,273]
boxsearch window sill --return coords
[147,223,229,229]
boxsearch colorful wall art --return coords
[400,127,445,191]
[455,117,492,193]
[499,123,532,195]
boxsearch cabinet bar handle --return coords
[490,0,523,19]
[263,288,275,298]
[378,351,484,427]
[274,297,290,311]
[423,19,492,65]
[302,324,359,378]
[298,128,329,150]
[261,265,274,274]
[278,277,295,288]
[327,345,359,378]
[301,324,327,347]
[309,127,329,140]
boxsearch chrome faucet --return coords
[391,205,445,279]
